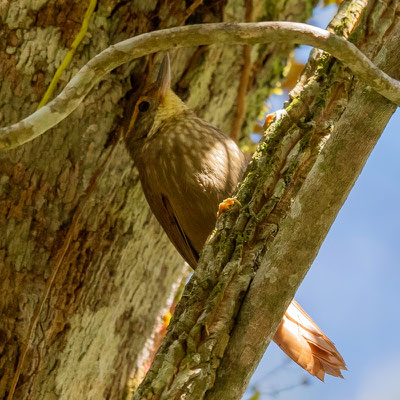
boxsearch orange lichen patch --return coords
[217,197,242,217]
[163,311,172,328]
[263,113,275,130]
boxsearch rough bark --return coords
[134,0,400,398]
[0,1,317,399]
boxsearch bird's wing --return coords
[273,300,346,381]
[143,187,198,269]
[161,194,199,268]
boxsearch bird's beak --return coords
[156,53,171,99]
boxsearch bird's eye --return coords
[138,101,150,112]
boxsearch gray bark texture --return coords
[0,1,318,399]
[134,0,400,399]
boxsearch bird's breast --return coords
[137,115,246,252]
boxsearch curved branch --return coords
[1,21,399,151]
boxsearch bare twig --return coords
[1,21,399,151]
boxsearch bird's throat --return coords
[148,90,188,138]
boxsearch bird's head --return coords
[125,53,188,154]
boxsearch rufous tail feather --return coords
[273,300,347,381]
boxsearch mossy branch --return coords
[1,21,399,151]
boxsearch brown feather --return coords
[273,300,346,381]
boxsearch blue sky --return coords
[246,108,400,400]
[245,4,400,400]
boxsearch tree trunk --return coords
[134,0,400,398]
[0,1,317,399]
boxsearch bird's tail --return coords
[273,300,347,381]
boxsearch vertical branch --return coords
[230,0,253,143]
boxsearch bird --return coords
[125,53,346,381]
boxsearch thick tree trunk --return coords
[0,1,317,399]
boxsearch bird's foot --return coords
[217,198,241,217]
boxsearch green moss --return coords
[315,57,330,74]
[285,94,303,113]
